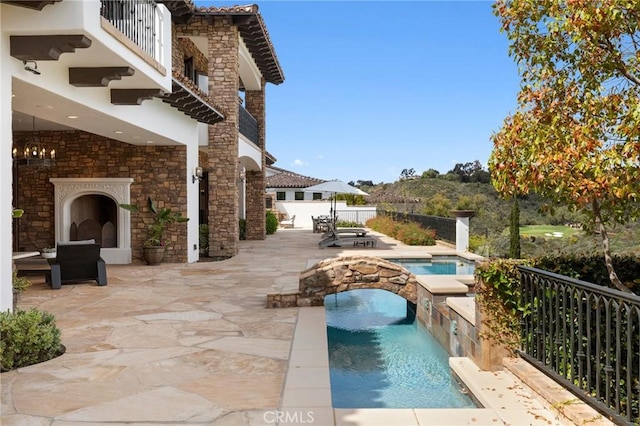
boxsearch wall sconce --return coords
[192,166,203,183]
[23,60,41,75]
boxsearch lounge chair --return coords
[280,214,296,228]
[321,222,368,238]
[318,228,377,249]
[46,241,107,289]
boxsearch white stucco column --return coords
[1,11,15,312]
[187,127,201,264]
[451,210,475,253]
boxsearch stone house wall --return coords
[12,130,188,263]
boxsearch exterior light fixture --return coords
[23,60,41,75]
[193,166,203,183]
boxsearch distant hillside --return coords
[357,177,639,257]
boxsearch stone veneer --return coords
[244,85,266,240]
[267,256,418,308]
[175,16,269,252]
[12,131,188,263]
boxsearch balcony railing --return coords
[100,0,163,63]
[518,266,640,425]
[239,105,259,146]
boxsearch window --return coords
[295,192,304,201]
[265,196,273,209]
[184,57,195,83]
[312,192,322,200]
[197,72,208,94]
[276,192,286,201]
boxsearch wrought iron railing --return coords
[518,266,640,425]
[239,105,259,146]
[377,210,456,243]
[100,0,161,62]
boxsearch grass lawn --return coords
[519,225,580,238]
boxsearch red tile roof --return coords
[195,4,285,85]
[266,167,325,189]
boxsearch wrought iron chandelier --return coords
[13,116,55,167]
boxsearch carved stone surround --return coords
[49,178,133,264]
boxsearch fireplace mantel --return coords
[50,178,133,264]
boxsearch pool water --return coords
[387,256,475,275]
[326,289,476,408]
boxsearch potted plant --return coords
[40,247,56,259]
[119,197,189,265]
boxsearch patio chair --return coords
[46,241,107,289]
[318,228,377,249]
[280,214,296,228]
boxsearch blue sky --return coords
[197,1,521,184]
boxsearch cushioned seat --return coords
[46,242,107,289]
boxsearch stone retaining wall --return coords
[267,255,418,308]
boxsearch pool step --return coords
[449,357,563,425]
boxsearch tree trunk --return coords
[592,200,630,293]
[509,196,521,259]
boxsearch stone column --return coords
[207,16,240,257]
[244,82,266,240]
[451,210,474,252]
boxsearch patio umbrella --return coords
[304,180,369,221]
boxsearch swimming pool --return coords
[325,289,476,408]
[386,256,475,275]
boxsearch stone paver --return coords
[2,228,578,425]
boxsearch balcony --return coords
[239,105,259,147]
[100,0,164,65]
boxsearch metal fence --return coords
[239,105,259,146]
[101,0,160,61]
[518,266,640,425]
[377,210,456,243]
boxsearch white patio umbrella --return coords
[304,180,369,221]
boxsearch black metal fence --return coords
[518,266,640,425]
[239,105,259,146]
[101,0,159,60]
[377,210,456,243]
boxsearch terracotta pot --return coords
[143,246,165,265]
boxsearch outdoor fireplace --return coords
[50,178,133,264]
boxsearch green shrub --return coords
[533,253,640,293]
[239,219,247,240]
[1,309,63,372]
[366,216,435,246]
[394,221,436,245]
[266,211,278,235]
[475,259,530,353]
[468,234,487,254]
[366,216,398,237]
[12,270,31,293]
[199,224,209,255]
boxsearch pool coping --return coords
[282,306,565,425]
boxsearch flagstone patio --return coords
[1,229,581,425]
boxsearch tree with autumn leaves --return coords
[489,0,640,292]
